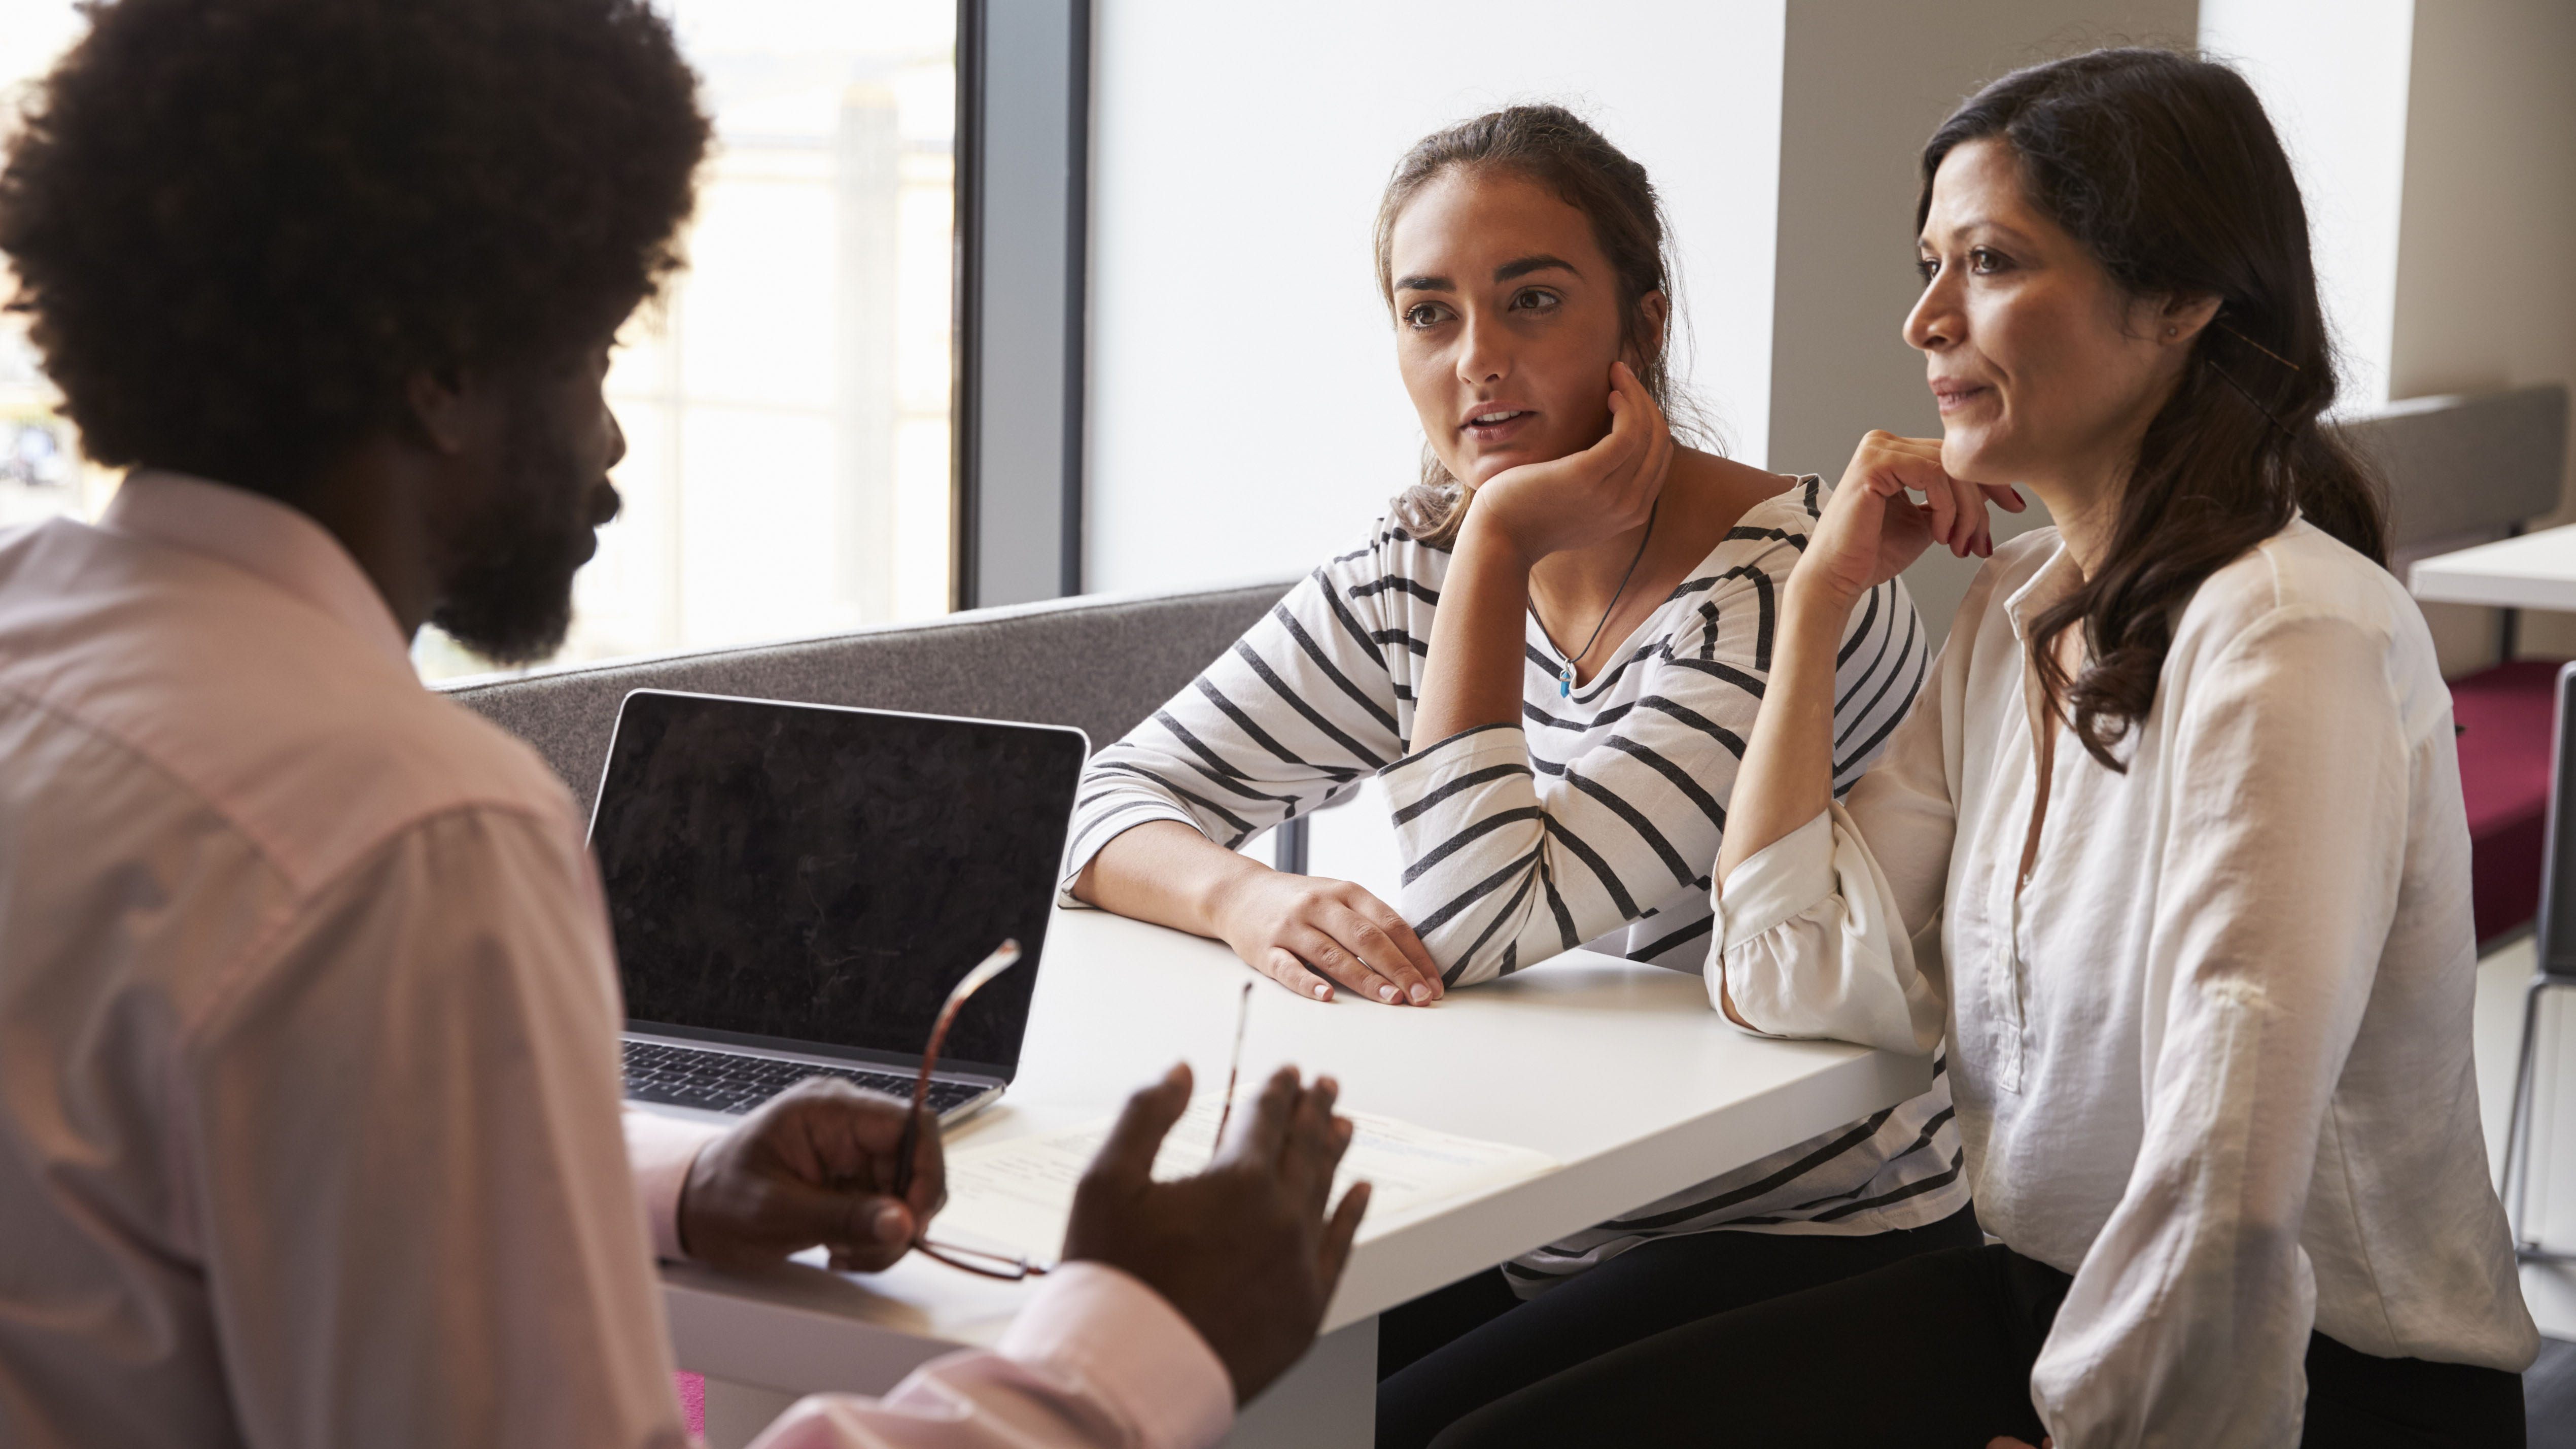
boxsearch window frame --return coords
[952,0,1092,609]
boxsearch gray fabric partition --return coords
[439,577,1298,817]
[2335,383,2569,550]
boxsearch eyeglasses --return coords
[1214,978,1253,1144]
[894,940,1051,1281]
[895,957,1261,1283]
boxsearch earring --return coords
[2166,326,2178,337]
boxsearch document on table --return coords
[933,1099,1558,1266]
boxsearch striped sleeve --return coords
[1059,552,1408,897]
[1384,551,1925,987]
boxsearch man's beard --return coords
[429,398,612,666]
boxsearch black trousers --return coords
[1427,1241,2527,1448]
[1376,1205,1985,1449]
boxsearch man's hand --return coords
[678,1078,946,1273]
[1063,1064,1371,1405]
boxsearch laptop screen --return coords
[589,691,1086,1075]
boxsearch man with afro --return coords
[0,2,1362,1445]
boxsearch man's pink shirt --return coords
[0,471,1230,1449]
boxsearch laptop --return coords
[587,688,1088,1127]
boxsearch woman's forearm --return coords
[1714,578,1850,886]
[1072,819,1270,937]
[1411,520,1533,748]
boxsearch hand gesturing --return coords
[1063,1064,1371,1404]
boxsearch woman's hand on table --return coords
[1463,359,1674,568]
[1064,1063,1371,1405]
[677,1077,946,1273]
[1212,868,1445,1005]
[1794,431,2024,614]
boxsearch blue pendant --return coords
[1560,662,1574,698]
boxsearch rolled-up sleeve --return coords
[1710,806,1943,1054]
[1708,617,1963,1054]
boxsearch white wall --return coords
[2199,0,2415,413]
[2379,0,2576,1331]
[2389,0,2576,673]
[1083,0,1786,596]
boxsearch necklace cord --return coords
[1532,498,1660,692]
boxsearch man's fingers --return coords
[1274,1078,1347,1201]
[901,1103,947,1222]
[729,1172,914,1273]
[824,1193,917,1273]
[1227,1065,1301,1167]
[1088,1063,1192,1186]
[758,1078,915,1180]
[1315,1179,1371,1293]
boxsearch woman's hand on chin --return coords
[1463,359,1674,567]
[1793,431,2024,612]
[1209,870,1446,1007]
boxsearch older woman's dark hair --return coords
[1923,48,2388,769]
[0,0,708,501]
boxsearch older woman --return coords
[1433,49,2536,1449]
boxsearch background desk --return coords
[2412,523,2576,612]
[666,908,1933,1448]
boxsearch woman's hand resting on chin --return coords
[1793,431,2025,613]
[1461,360,1675,566]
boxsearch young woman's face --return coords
[1906,137,2187,492]
[1387,167,1656,490]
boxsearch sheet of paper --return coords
[932,1099,1558,1266]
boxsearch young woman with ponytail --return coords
[1063,107,1983,1446]
[1430,49,2536,1449]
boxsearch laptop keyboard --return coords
[622,1040,986,1118]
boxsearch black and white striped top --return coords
[1066,479,1968,1289]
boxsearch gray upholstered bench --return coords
[439,577,1299,819]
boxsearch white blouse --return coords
[1711,519,2536,1445]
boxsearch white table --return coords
[2410,523,2576,611]
[666,907,1934,1448]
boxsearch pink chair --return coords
[2454,658,2563,947]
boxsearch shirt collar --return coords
[100,470,413,669]
[2000,532,2085,645]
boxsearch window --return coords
[419,0,963,678]
[0,5,116,535]
[0,0,966,683]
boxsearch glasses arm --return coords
[893,939,1021,1201]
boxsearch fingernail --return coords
[873,1203,907,1241]
[1378,983,1397,1002]
[1409,983,1431,1004]
[1314,983,1331,1000]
